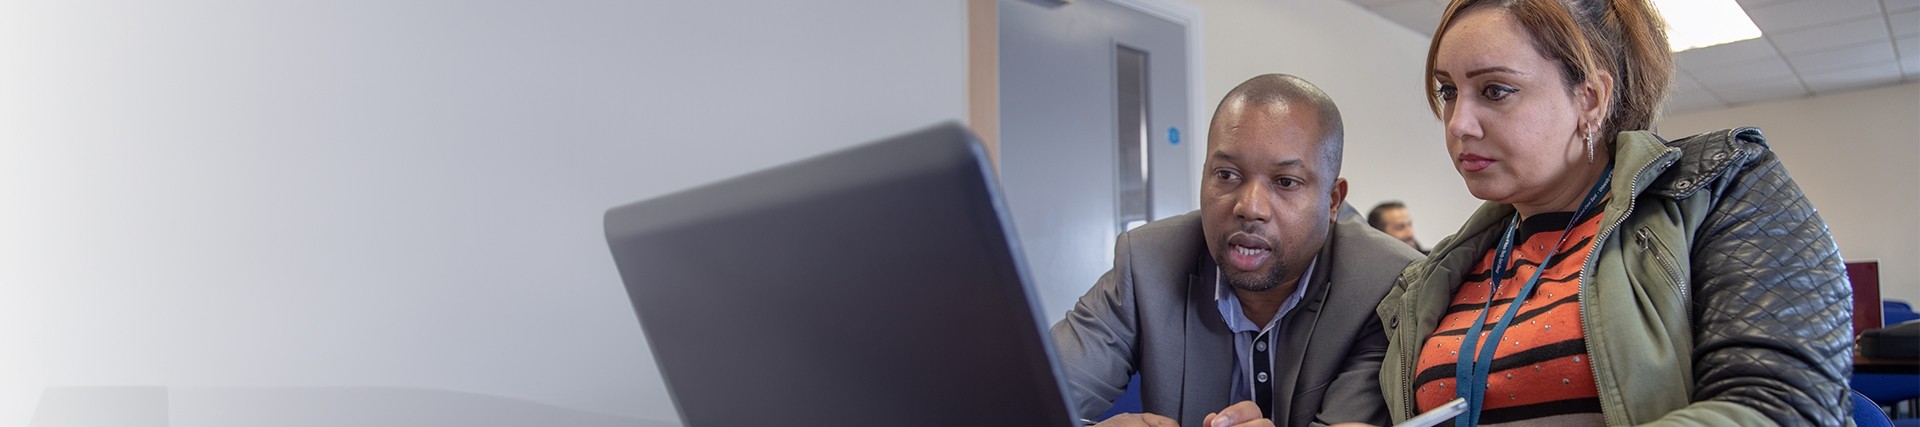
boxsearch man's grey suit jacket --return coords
[1050,209,1421,427]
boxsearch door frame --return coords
[968,0,1205,192]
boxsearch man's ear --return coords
[1327,177,1349,223]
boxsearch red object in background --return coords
[1849,261,1881,334]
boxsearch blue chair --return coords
[1095,373,1143,421]
[1857,389,1896,427]
[1887,300,1919,326]
[1858,373,1920,405]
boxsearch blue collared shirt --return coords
[1214,257,1316,406]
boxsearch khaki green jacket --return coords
[1377,129,1854,426]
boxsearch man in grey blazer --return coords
[1053,74,1420,427]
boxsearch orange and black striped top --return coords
[1412,206,1607,426]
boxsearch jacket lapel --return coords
[1271,232,1337,424]
[1181,260,1232,425]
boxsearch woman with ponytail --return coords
[1370,0,1854,425]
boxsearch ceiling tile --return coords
[1769,16,1893,53]
[1672,72,1711,93]
[1899,35,1920,74]
[1687,56,1798,85]
[1885,0,1920,13]
[1664,92,1728,115]
[1671,75,1713,97]
[1674,39,1782,68]
[1709,79,1810,104]
[1664,74,1725,114]
[1802,61,1904,92]
[1894,9,1920,37]
[1785,40,1899,73]
[1737,0,1800,8]
[1746,0,1884,32]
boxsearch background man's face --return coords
[1377,207,1418,249]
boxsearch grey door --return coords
[998,0,1190,320]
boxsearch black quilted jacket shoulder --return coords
[1655,127,1855,426]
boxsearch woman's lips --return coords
[1459,154,1494,172]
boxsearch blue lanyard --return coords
[1453,164,1612,427]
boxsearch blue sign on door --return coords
[1168,127,1181,145]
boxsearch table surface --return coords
[1857,354,1920,375]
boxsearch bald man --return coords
[1051,74,1419,427]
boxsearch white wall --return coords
[0,1,965,426]
[1660,83,1920,308]
[1193,0,1475,248]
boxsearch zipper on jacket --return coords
[1577,148,1678,427]
[1402,305,1418,422]
[1636,227,1687,302]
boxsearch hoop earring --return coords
[1584,128,1596,164]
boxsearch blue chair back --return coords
[1094,373,1143,421]
[1886,300,1919,326]
[1855,389,1895,427]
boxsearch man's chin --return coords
[1221,269,1286,292]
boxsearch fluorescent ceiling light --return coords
[1653,0,1763,52]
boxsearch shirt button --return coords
[1257,372,1268,382]
[1255,341,1267,351]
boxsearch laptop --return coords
[604,123,1078,426]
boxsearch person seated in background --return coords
[1052,73,1422,427]
[1365,201,1426,254]
[1368,0,1854,425]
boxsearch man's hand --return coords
[1200,401,1273,427]
[1092,413,1178,427]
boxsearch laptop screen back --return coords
[604,123,1075,426]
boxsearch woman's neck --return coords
[1514,156,1612,220]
